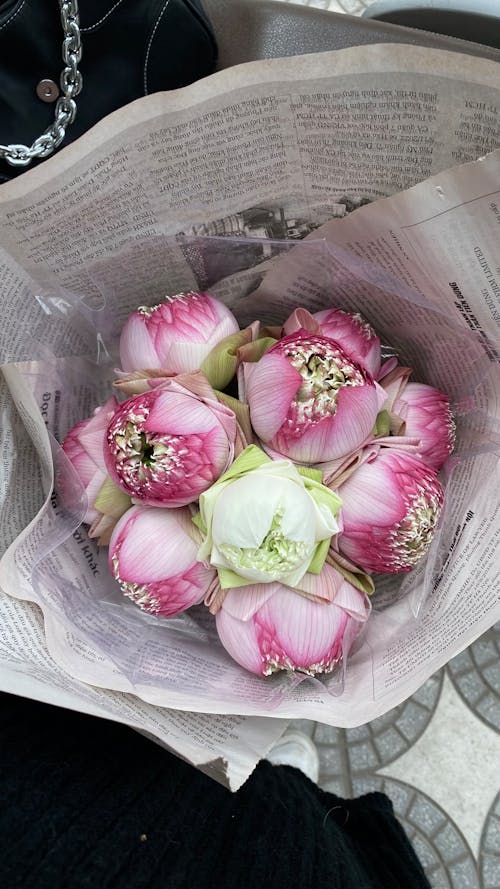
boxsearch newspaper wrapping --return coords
[0,44,499,785]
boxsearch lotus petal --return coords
[120,314,161,371]
[216,607,264,674]
[260,586,347,668]
[244,354,302,442]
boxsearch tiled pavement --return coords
[292,623,500,887]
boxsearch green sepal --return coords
[217,566,254,590]
[192,511,206,535]
[200,329,250,390]
[93,476,131,518]
[297,465,323,484]
[302,477,342,575]
[214,391,253,445]
[373,409,391,437]
[328,551,375,596]
[303,476,342,519]
[238,336,277,364]
[306,537,330,575]
[214,444,269,485]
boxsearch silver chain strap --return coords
[0,0,82,168]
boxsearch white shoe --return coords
[265,729,320,784]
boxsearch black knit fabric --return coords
[0,692,430,889]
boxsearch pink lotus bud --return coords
[336,449,444,574]
[215,564,369,677]
[119,291,240,375]
[109,505,216,616]
[391,382,455,471]
[104,376,237,507]
[62,397,120,524]
[283,307,381,378]
[243,331,386,464]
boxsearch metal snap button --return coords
[36,79,59,103]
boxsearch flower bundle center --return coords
[219,507,309,579]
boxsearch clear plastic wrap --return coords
[2,234,498,722]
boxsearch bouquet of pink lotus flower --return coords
[61,286,455,681]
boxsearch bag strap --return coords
[0,0,82,168]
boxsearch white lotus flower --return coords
[196,446,341,589]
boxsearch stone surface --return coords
[479,791,500,888]
[448,623,500,732]
[305,661,500,887]
[380,674,500,858]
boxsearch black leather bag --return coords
[0,0,217,182]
